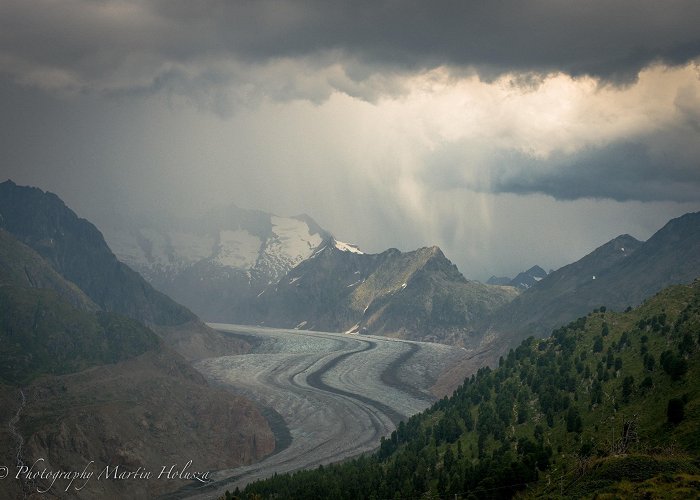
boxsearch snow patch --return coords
[334,240,364,254]
[215,230,262,269]
[345,324,360,334]
[269,216,323,265]
[256,217,324,282]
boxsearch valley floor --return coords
[180,325,466,498]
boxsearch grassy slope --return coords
[0,229,160,384]
[0,228,98,311]
[0,230,275,497]
[0,286,160,385]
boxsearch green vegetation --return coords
[233,281,700,499]
[0,286,160,385]
[0,227,161,385]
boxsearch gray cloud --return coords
[146,1,700,82]
[2,0,699,99]
[2,2,700,281]
[1,76,698,281]
[491,143,700,203]
[423,132,700,204]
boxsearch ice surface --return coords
[215,230,262,269]
[269,216,323,264]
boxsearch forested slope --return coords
[235,280,700,499]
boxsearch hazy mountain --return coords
[245,239,519,344]
[485,234,644,340]
[593,211,700,305]
[0,229,157,384]
[435,214,700,392]
[102,204,330,323]
[486,265,548,289]
[0,228,274,498]
[0,180,245,358]
[485,275,511,286]
[0,180,194,325]
[487,212,700,345]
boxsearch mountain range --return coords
[434,213,700,391]
[102,195,700,360]
[103,208,518,345]
[486,212,700,343]
[103,205,330,323]
[2,179,699,498]
[0,181,275,497]
[487,264,549,289]
[245,241,518,344]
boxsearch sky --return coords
[1,0,700,280]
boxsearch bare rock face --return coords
[245,242,518,345]
[3,349,275,498]
[0,180,196,328]
[0,185,275,498]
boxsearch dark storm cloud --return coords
[491,143,700,203]
[132,0,700,81]
[1,0,699,95]
[424,134,700,204]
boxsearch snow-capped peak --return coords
[334,239,364,254]
[103,208,329,289]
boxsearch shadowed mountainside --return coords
[0,220,275,498]
[244,242,518,344]
[0,180,246,359]
[436,213,700,393]
[486,212,700,347]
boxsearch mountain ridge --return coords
[0,180,246,359]
[487,265,548,289]
[102,203,331,323]
[0,226,275,498]
[429,214,700,394]
[487,214,700,346]
[246,240,518,344]
[0,180,195,326]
